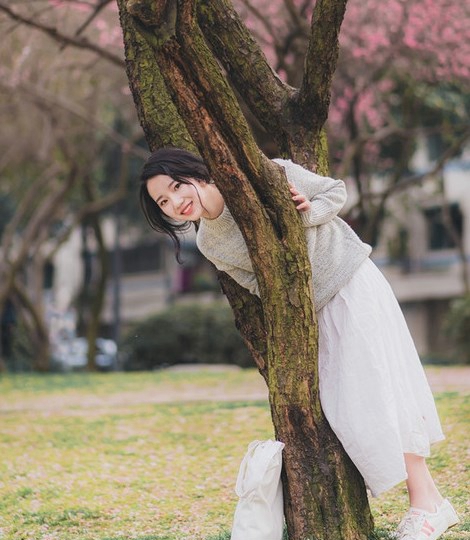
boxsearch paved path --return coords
[1,366,469,415]
[423,365,470,392]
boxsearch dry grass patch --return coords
[0,369,468,539]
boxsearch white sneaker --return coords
[395,499,460,540]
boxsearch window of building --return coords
[423,203,463,250]
[117,242,163,274]
[43,261,55,289]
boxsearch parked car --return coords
[51,337,118,371]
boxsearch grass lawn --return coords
[0,368,468,540]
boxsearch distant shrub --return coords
[443,294,470,364]
[121,302,253,370]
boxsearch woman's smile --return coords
[180,200,193,216]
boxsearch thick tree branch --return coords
[176,1,262,162]
[198,0,295,137]
[219,272,267,376]
[297,0,348,131]
[119,0,196,151]
[0,1,125,68]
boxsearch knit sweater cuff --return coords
[300,202,339,227]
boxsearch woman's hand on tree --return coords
[289,183,311,213]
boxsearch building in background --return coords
[368,143,470,359]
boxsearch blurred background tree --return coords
[235,0,470,243]
[0,0,147,370]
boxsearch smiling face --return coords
[146,174,210,222]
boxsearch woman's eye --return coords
[174,182,181,190]
[159,200,167,207]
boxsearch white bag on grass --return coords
[231,439,285,540]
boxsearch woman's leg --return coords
[404,453,443,512]
[397,454,459,539]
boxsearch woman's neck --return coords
[203,185,225,220]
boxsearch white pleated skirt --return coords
[317,258,444,497]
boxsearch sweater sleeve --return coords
[207,256,260,297]
[273,158,347,227]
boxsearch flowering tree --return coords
[332,0,470,244]
[234,0,470,243]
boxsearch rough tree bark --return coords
[117,1,374,538]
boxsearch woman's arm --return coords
[206,255,260,297]
[273,158,347,227]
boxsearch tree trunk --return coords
[81,178,110,371]
[13,280,50,372]
[221,277,372,538]
[117,1,374,538]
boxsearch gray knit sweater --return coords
[196,159,372,311]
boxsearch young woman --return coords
[139,147,459,540]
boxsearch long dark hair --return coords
[139,147,210,261]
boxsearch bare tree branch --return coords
[1,164,63,260]
[43,148,131,260]
[198,0,294,136]
[74,0,114,36]
[0,1,125,68]
[237,0,279,44]
[10,164,78,273]
[283,0,310,30]
[376,127,470,199]
[338,122,469,179]
[11,277,50,371]
[0,76,148,159]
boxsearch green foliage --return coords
[443,295,470,364]
[121,302,253,370]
